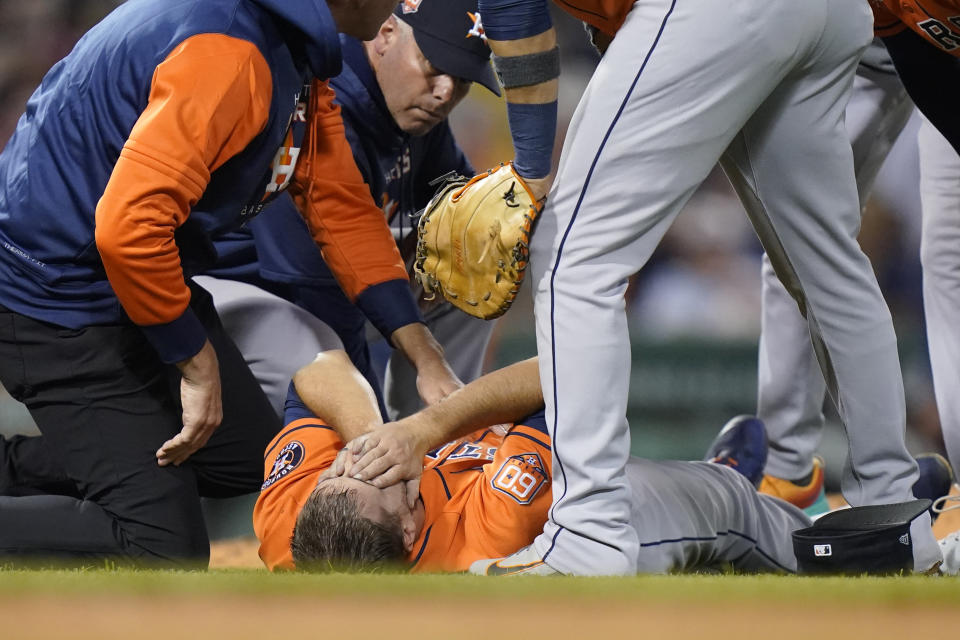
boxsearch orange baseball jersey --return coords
[253,406,552,572]
[253,416,342,571]
[872,0,960,56]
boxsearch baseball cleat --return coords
[704,415,768,488]
[469,544,561,576]
[759,457,830,517]
[912,453,955,523]
[913,453,953,501]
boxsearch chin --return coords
[400,116,438,137]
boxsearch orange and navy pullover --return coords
[206,35,472,340]
[0,0,412,363]
[254,386,552,573]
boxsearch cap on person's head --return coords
[394,0,500,96]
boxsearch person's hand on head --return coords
[344,421,428,508]
[157,339,223,466]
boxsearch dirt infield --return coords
[2,594,957,640]
[2,574,959,640]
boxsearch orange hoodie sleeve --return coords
[288,80,422,339]
[95,33,272,363]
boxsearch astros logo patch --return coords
[466,12,487,41]
[402,0,423,14]
[262,441,305,490]
[492,453,548,504]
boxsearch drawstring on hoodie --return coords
[305,81,319,207]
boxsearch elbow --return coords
[292,362,316,398]
[94,221,125,268]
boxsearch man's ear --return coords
[401,518,418,553]
[371,14,398,57]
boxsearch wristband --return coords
[507,101,556,180]
[479,0,552,40]
[493,47,560,89]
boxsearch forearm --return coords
[400,357,543,451]
[292,350,383,442]
[390,322,446,372]
[479,0,559,185]
[489,30,559,105]
[489,31,559,185]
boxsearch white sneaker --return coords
[939,531,960,576]
[469,544,561,576]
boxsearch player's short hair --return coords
[291,488,406,572]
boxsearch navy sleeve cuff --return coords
[479,0,552,40]
[140,307,208,364]
[354,279,423,339]
[515,408,548,435]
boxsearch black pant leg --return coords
[0,434,78,497]
[0,310,209,566]
[0,283,281,502]
[182,281,281,498]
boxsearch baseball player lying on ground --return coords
[254,353,812,573]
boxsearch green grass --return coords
[0,569,957,605]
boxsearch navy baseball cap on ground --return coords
[394,0,501,96]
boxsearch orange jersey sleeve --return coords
[873,1,908,37]
[873,0,960,55]
[288,80,408,302]
[410,421,552,573]
[95,34,272,327]
[253,417,343,571]
[556,0,635,37]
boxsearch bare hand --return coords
[157,340,222,466]
[320,446,355,480]
[416,360,463,407]
[520,175,552,204]
[345,422,427,508]
[389,323,463,407]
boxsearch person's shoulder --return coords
[512,408,548,437]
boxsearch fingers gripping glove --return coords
[415,164,542,320]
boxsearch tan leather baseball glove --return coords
[414,163,542,320]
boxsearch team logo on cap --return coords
[402,0,423,14]
[262,441,306,490]
[466,12,487,40]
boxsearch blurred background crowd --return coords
[0,1,941,495]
